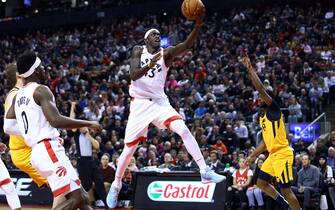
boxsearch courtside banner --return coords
[0,170,52,205]
[147,181,216,202]
[134,172,227,210]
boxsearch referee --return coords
[69,102,107,207]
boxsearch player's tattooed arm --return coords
[34,85,100,129]
[164,23,202,67]
[240,55,273,106]
[130,45,161,81]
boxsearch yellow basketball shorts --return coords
[260,149,294,186]
[11,147,47,187]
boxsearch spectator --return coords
[209,151,225,171]
[309,79,323,118]
[99,153,115,193]
[294,139,308,154]
[325,72,335,101]
[328,147,335,169]
[326,131,335,148]
[211,138,228,155]
[158,153,175,169]
[308,145,318,166]
[223,125,238,150]
[318,155,335,209]
[226,157,253,210]
[246,157,265,210]
[234,120,249,149]
[179,152,197,170]
[128,157,139,172]
[292,154,320,209]
[194,101,207,118]
[288,96,302,123]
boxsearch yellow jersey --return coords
[4,87,27,150]
[259,102,289,154]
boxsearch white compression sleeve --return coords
[169,120,207,173]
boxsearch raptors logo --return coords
[56,166,67,177]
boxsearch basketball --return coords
[181,0,205,20]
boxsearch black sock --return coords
[274,193,289,208]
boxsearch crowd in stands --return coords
[1,1,335,209]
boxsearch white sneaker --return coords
[201,167,226,184]
[95,199,105,207]
[106,185,120,209]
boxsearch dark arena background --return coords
[1,0,335,209]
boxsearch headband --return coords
[144,29,160,39]
[19,57,41,78]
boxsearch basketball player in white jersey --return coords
[4,64,66,209]
[5,52,99,210]
[107,8,225,208]
[0,142,21,210]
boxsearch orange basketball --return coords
[181,0,205,20]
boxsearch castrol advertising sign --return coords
[147,181,216,202]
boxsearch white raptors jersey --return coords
[129,46,169,99]
[14,82,60,147]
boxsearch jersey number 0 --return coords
[21,111,29,134]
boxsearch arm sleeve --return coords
[3,119,22,136]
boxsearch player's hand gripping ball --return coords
[181,0,205,21]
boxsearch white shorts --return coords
[30,139,80,197]
[0,158,12,187]
[125,97,182,146]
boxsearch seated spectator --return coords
[308,145,318,166]
[327,147,335,169]
[179,152,197,170]
[223,124,238,151]
[234,120,249,149]
[158,153,175,169]
[128,157,139,172]
[318,155,335,209]
[109,152,119,170]
[209,151,225,171]
[194,101,207,118]
[246,156,265,210]
[211,138,228,155]
[226,157,253,210]
[99,153,115,193]
[292,154,320,209]
[309,79,323,118]
[293,139,308,155]
[288,96,302,123]
[326,131,335,148]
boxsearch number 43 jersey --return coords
[129,46,169,99]
[14,82,60,147]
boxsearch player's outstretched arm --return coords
[164,13,205,66]
[240,55,272,106]
[34,85,99,129]
[245,141,267,165]
[130,46,161,81]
